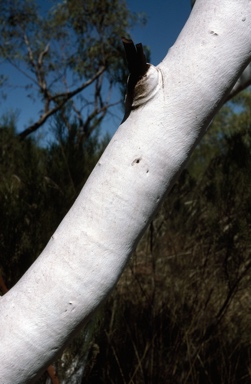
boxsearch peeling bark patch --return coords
[132,157,141,165]
[209,30,218,36]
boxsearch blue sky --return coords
[0,1,191,140]
[127,0,191,65]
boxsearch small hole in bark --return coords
[132,157,141,165]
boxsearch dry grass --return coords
[82,197,251,384]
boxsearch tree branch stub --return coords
[122,37,149,121]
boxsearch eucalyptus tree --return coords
[0,0,140,139]
[191,0,251,99]
[0,0,251,383]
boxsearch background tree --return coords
[0,0,145,290]
[0,0,145,139]
[0,111,108,289]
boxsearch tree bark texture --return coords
[0,0,251,382]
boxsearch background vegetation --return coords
[73,93,251,384]
[0,1,251,383]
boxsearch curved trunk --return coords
[0,0,251,382]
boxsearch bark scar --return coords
[131,157,142,165]
[121,37,162,123]
[122,37,148,78]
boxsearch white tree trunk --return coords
[191,0,251,102]
[0,0,251,382]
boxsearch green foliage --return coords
[0,0,135,75]
[0,115,47,285]
[0,0,145,138]
[0,113,108,289]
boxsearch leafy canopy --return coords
[0,0,145,139]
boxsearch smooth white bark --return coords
[1,0,251,382]
[228,62,251,99]
[191,0,251,101]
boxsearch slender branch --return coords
[122,37,148,77]
[18,66,106,139]
[23,33,36,69]
[18,101,65,139]
[38,43,50,69]
[6,58,37,86]
[80,101,119,140]
[51,66,106,103]
[37,43,50,98]
[23,33,51,100]
[226,62,251,101]
[121,37,149,122]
